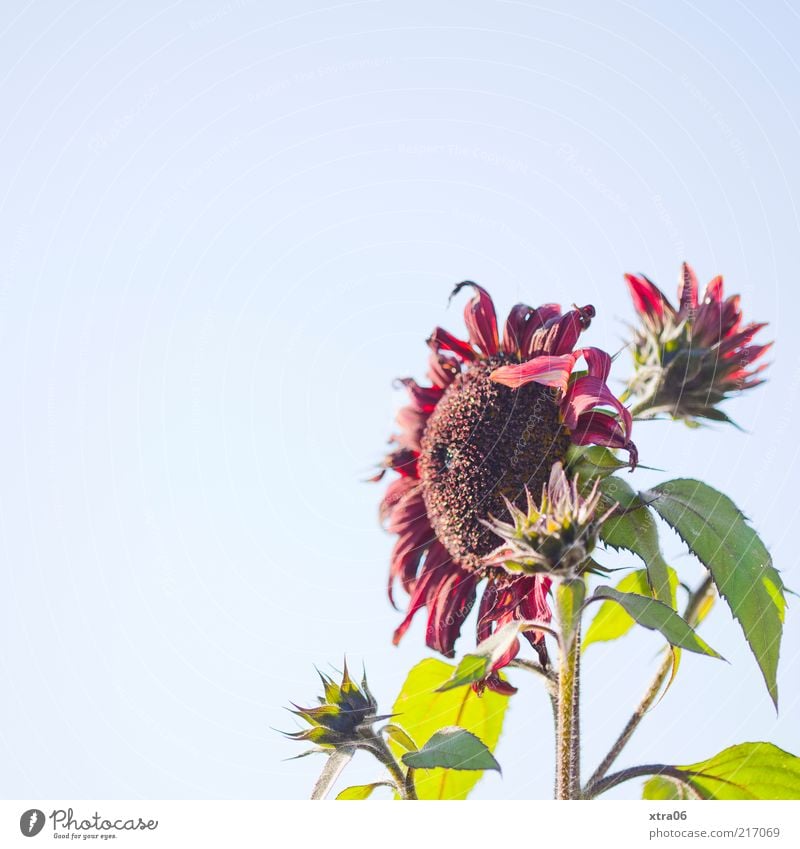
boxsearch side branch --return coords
[585,764,703,799]
[585,573,713,790]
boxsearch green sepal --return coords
[382,724,417,752]
[335,782,394,800]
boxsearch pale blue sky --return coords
[1,0,798,800]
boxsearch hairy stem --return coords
[584,573,714,792]
[365,734,417,800]
[508,656,557,683]
[555,626,581,799]
[586,764,703,800]
[508,657,559,730]
[310,746,354,800]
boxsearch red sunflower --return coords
[625,263,772,423]
[377,282,636,692]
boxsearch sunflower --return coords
[625,263,771,423]
[377,282,636,692]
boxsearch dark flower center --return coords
[419,358,572,569]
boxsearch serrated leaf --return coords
[584,568,678,649]
[643,479,785,708]
[642,776,693,800]
[646,743,800,800]
[389,659,509,799]
[383,724,417,752]
[592,586,722,658]
[598,477,672,607]
[402,727,500,772]
[335,782,394,800]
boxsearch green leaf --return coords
[642,776,693,800]
[438,655,490,692]
[438,621,524,692]
[382,724,417,752]
[592,586,722,658]
[335,782,394,800]
[584,568,679,649]
[566,445,630,479]
[684,743,800,799]
[389,659,509,799]
[644,743,800,800]
[598,477,672,607]
[643,479,786,708]
[402,727,500,772]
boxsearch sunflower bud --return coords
[625,263,771,425]
[284,662,386,750]
[482,462,607,578]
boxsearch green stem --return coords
[404,767,418,801]
[365,734,417,800]
[586,764,703,800]
[555,625,581,799]
[583,573,714,793]
[507,656,557,684]
[508,657,559,731]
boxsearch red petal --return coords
[738,342,773,365]
[427,568,477,656]
[490,352,578,393]
[725,361,771,387]
[392,544,454,645]
[625,274,673,324]
[502,303,536,355]
[719,294,742,336]
[428,327,477,362]
[380,447,419,478]
[384,484,427,535]
[392,569,439,646]
[393,407,427,453]
[679,262,699,316]
[717,322,768,357]
[520,304,562,355]
[427,351,461,388]
[379,476,417,522]
[703,275,724,304]
[529,305,594,356]
[571,411,638,467]
[576,346,612,382]
[479,674,518,696]
[451,281,499,356]
[395,377,442,413]
[561,375,632,438]
[517,575,552,624]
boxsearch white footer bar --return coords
[2,800,797,848]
